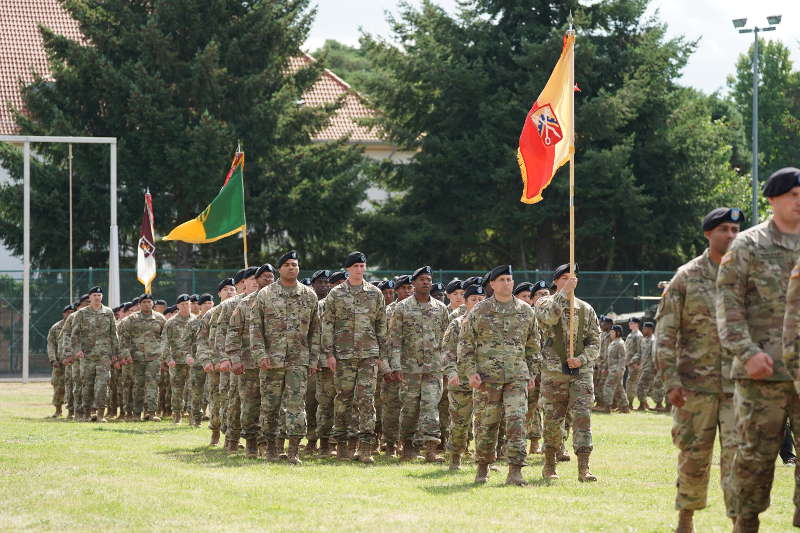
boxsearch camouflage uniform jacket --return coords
[47,319,65,363]
[321,281,387,363]
[783,257,800,392]
[625,329,643,365]
[213,294,244,364]
[69,305,120,359]
[250,282,320,368]
[457,296,539,383]
[443,315,470,392]
[59,312,79,359]
[606,338,626,371]
[534,291,599,374]
[117,310,165,362]
[388,296,450,374]
[598,330,611,370]
[197,305,224,366]
[162,313,194,365]
[656,249,732,393]
[448,304,466,322]
[187,312,206,367]
[717,217,800,382]
[226,291,259,369]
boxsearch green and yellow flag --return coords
[163,152,246,244]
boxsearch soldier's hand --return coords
[383,373,393,383]
[326,356,336,372]
[667,387,687,408]
[167,360,176,368]
[560,275,578,294]
[447,375,460,386]
[76,351,85,360]
[567,357,582,369]
[745,352,774,380]
[308,367,318,376]
[186,356,194,366]
[468,373,482,389]
[231,362,244,375]
[203,362,214,373]
[391,371,404,383]
[63,356,73,365]
[160,362,168,371]
[126,357,133,365]
[219,360,231,373]
[213,363,220,372]
[527,378,535,390]
[258,358,271,371]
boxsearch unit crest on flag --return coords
[531,104,562,147]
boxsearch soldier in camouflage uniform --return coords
[593,316,613,409]
[525,280,550,454]
[389,266,450,463]
[68,286,120,423]
[381,274,412,456]
[459,265,539,486]
[535,264,600,482]
[117,293,166,421]
[625,317,644,408]
[443,283,485,470]
[598,326,628,413]
[162,294,195,424]
[636,322,662,410]
[188,293,214,426]
[323,252,388,463]
[47,304,74,417]
[657,207,742,533]
[251,251,320,464]
[718,169,800,532]
[304,269,332,454]
[118,301,136,420]
[61,294,89,420]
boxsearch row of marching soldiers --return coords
[46,249,602,485]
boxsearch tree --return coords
[356,0,749,270]
[311,40,380,93]
[0,0,368,273]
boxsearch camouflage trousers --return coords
[604,367,629,409]
[132,359,160,416]
[381,379,401,444]
[69,362,83,413]
[219,371,231,433]
[399,372,442,445]
[306,371,318,441]
[260,366,308,439]
[672,391,736,517]
[625,364,643,406]
[375,373,383,438]
[170,364,190,414]
[80,357,111,411]
[107,366,119,413]
[207,371,222,431]
[51,365,65,407]
[474,380,528,466]
[121,363,134,415]
[315,368,335,440]
[637,360,665,405]
[593,362,607,401]
[238,369,260,441]
[542,370,593,453]
[438,376,449,446]
[226,374,241,440]
[333,357,378,444]
[526,374,542,439]
[159,367,171,415]
[64,364,74,411]
[447,386,474,455]
[733,379,800,518]
[190,365,207,424]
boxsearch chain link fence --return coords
[0,268,674,378]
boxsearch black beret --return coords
[176,294,191,304]
[79,294,90,303]
[600,316,614,324]
[629,317,642,324]
[88,286,103,295]
[643,321,655,328]
[131,297,141,305]
[112,305,122,312]
[552,263,578,281]
[513,282,534,296]
[311,269,332,283]
[243,266,258,279]
[198,293,213,304]
[532,280,550,293]
[328,271,348,284]
[190,294,199,302]
[763,167,800,198]
[63,304,76,313]
[139,293,153,301]
[233,269,247,283]
[217,278,234,292]
[377,280,395,290]
[702,207,744,231]
[300,278,312,286]
[256,263,276,277]
[431,282,445,294]
[343,251,367,268]
[464,284,485,298]
[411,266,432,281]
[165,305,177,314]
[445,278,463,293]
[611,325,624,335]
[487,265,513,282]
[481,271,492,287]
[394,275,411,287]
[123,302,134,311]
[155,299,167,306]
[277,250,299,268]
[460,276,483,290]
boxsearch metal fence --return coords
[0,268,674,378]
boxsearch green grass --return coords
[0,382,795,532]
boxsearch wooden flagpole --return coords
[568,17,576,359]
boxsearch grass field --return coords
[0,382,795,532]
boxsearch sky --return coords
[305,0,800,94]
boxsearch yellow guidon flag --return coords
[163,152,246,244]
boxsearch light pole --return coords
[733,15,781,226]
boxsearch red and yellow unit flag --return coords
[518,33,575,204]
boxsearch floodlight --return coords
[732,18,747,28]
[766,15,782,25]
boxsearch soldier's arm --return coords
[526,314,542,375]
[784,265,800,391]
[47,325,58,363]
[226,305,244,366]
[457,312,478,378]
[716,240,761,364]
[578,306,600,366]
[321,297,334,362]
[69,313,83,354]
[625,334,641,364]
[374,292,389,364]
[161,322,173,364]
[196,314,212,366]
[109,313,120,356]
[307,295,320,369]
[442,319,460,380]
[215,305,232,363]
[388,306,403,372]
[534,291,567,326]
[655,273,684,392]
[249,295,268,366]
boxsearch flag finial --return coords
[568,11,574,32]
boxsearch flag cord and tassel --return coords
[567,16,576,359]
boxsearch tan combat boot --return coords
[733,514,759,532]
[97,407,107,423]
[638,399,650,411]
[90,409,98,422]
[336,439,350,461]
[359,441,375,464]
[287,438,302,465]
[674,510,693,533]
[223,437,233,454]
[794,507,800,527]
[172,412,180,424]
[400,440,416,462]
[304,439,318,455]
[318,438,332,458]
[475,462,490,484]
[424,441,444,463]
[67,409,74,420]
[385,441,397,457]
[505,464,528,486]
[542,449,559,480]
[577,452,597,482]
[210,429,221,446]
[51,405,62,418]
[266,440,280,462]
[349,437,360,461]
[245,438,258,459]
[449,453,461,471]
[529,438,542,454]
[558,444,571,462]
[276,438,286,460]
[593,405,612,414]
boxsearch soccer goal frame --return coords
[0,135,120,383]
